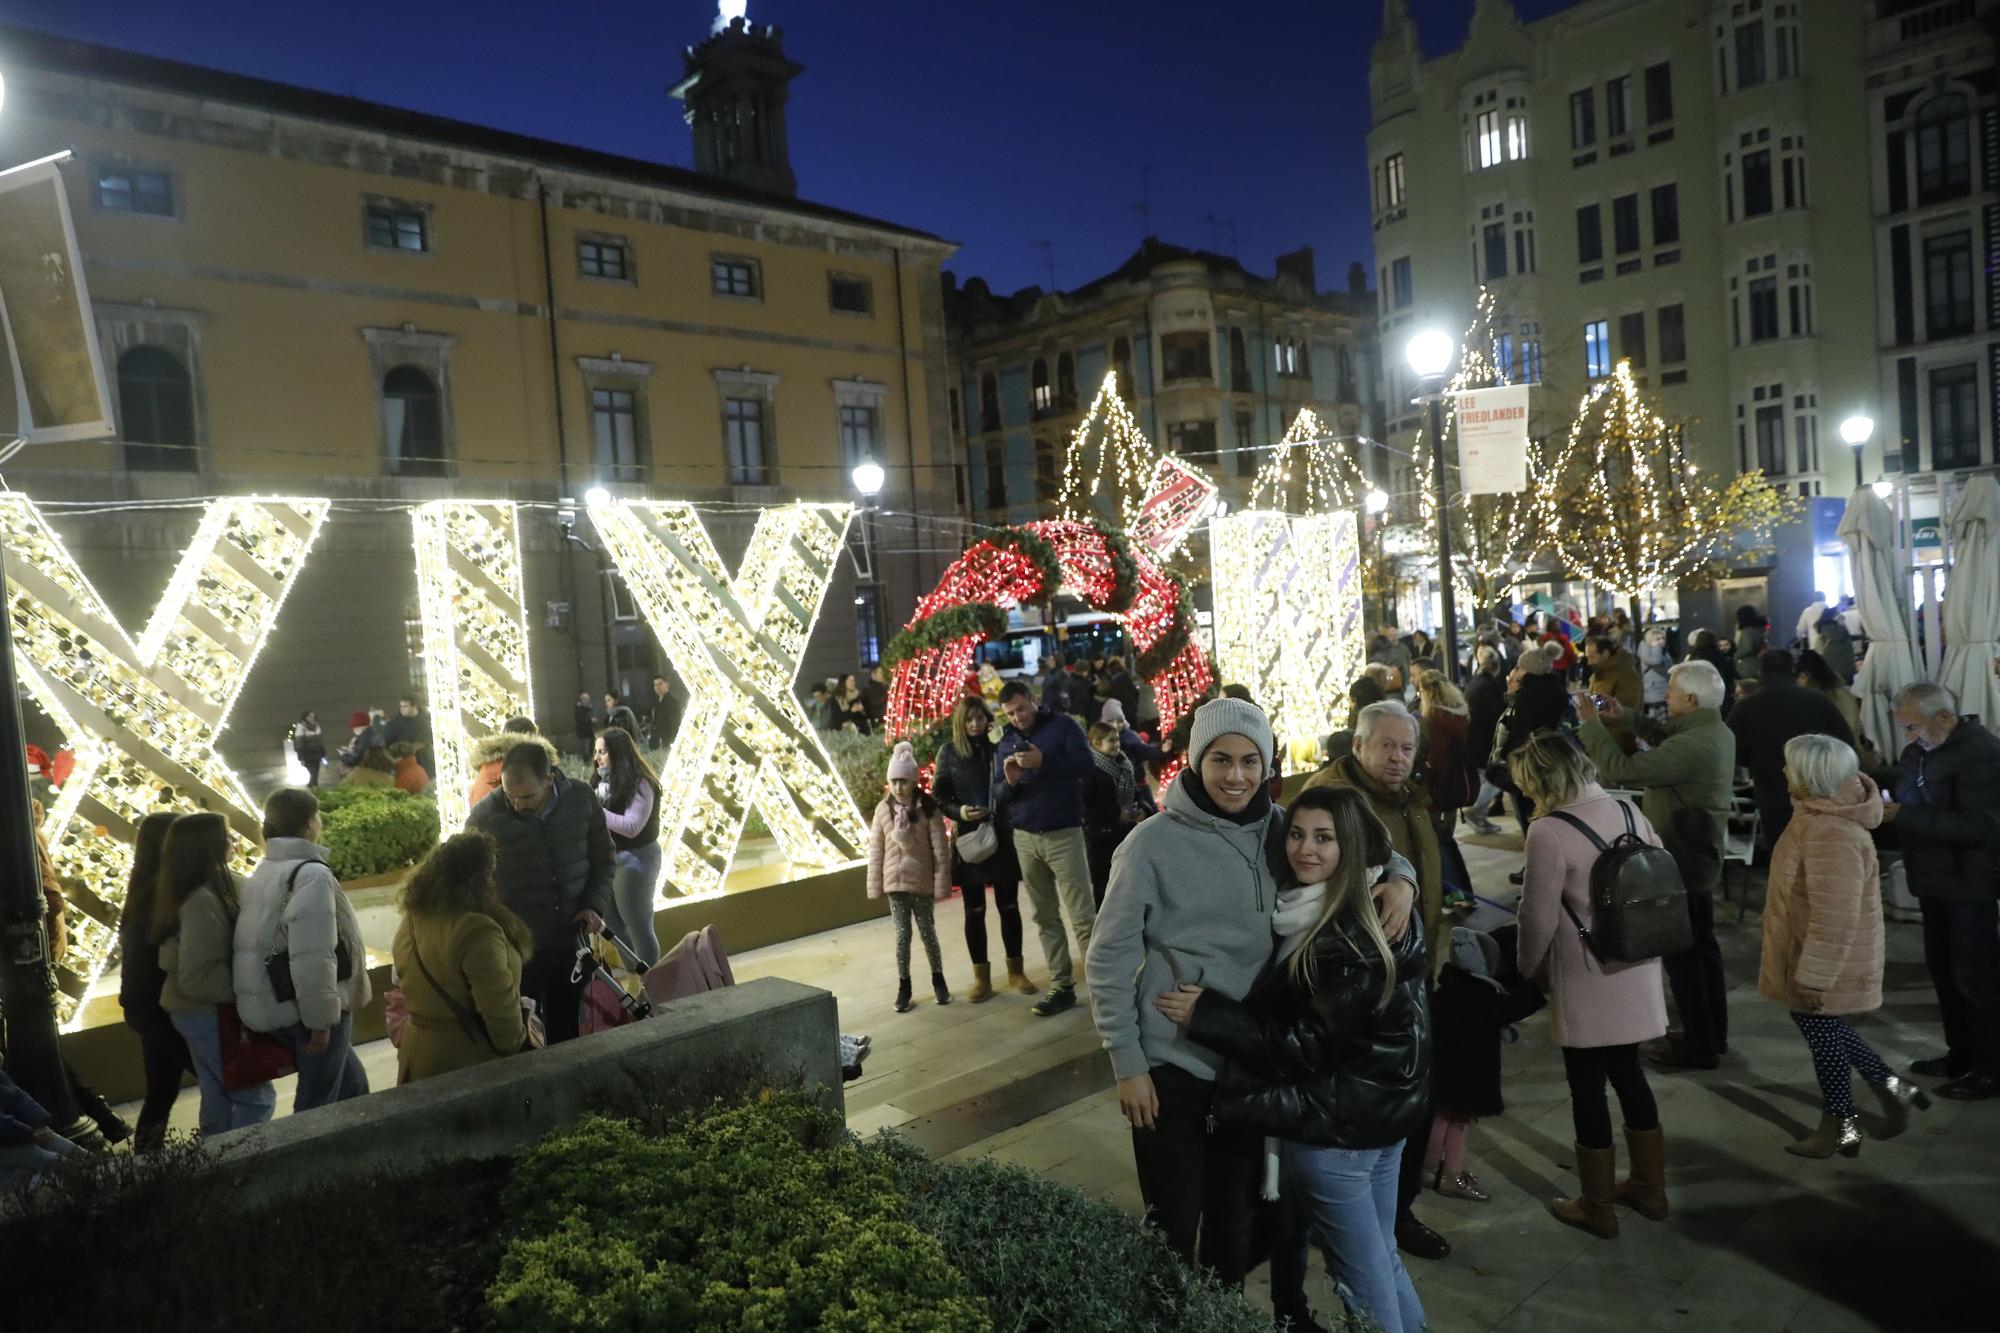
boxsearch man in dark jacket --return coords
[573,692,596,755]
[385,696,435,778]
[994,680,1096,1017]
[1727,648,1855,848]
[466,742,615,1044]
[1462,647,1508,834]
[1886,682,2000,1100]
[1041,654,1077,717]
[648,674,681,751]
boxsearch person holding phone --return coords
[933,695,1028,1001]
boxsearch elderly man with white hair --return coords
[1885,681,2000,1101]
[1572,660,1738,1072]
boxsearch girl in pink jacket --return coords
[870,742,954,1013]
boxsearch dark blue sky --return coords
[11,0,1576,293]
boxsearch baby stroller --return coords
[573,930,655,1035]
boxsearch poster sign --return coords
[0,152,114,444]
[1454,384,1530,495]
[1131,454,1218,558]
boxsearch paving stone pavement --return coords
[121,825,1999,1331]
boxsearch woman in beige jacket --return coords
[1760,734,1929,1158]
[393,832,533,1084]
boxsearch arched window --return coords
[1031,357,1052,415]
[1112,336,1135,400]
[383,365,446,477]
[1916,94,1972,203]
[118,345,196,471]
[1033,436,1058,502]
[1056,351,1077,411]
[980,372,1001,431]
[1229,327,1250,390]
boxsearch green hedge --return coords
[317,786,439,880]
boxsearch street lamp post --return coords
[1839,415,1874,492]
[1406,330,1460,682]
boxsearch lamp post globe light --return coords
[1365,487,1390,515]
[1839,414,1874,491]
[1405,329,1461,681]
[850,457,885,497]
[582,485,611,508]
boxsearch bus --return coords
[974,610,1130,680]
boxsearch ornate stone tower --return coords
[669,4,804,197]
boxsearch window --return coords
[1519,321,1544,382]
[383,365,446,476]
[1606,76,1632,139]
[95,167,173,217]
[1650,184,1680,246]
[979,373,1001,431]
[1742,149,1773,217]
[1112,337,1135,399]
[1493,330,1516,382]
[1033,437,1059,502]
[723,397,767,484]
[1390,257,1414,308]
[829,274,873,314]
[1931,364,1982,467]
[1166,419,1218,460]
[1658,304,1686,364]
[1644,62,1674,125]
[1570,90,1596,148]
[1031,358,1053,413]
[1735,21,1767,90]
[1507,113,1529,161]
[854,585,883,668]
[1618,311,1648,368]
[1160,331,1212,382]
[1612,194,1640,255]
[1925,232,1974,337]
[1382,153,1407,209]
[117,345,196,471]
[1576,204,1603,265]
[1749,275,1780,342]
[1056,351,1078,409]
[1230,328,1251,390]
[1483,222,1508,281]
[1916,96,1972,204]
[1755,403,1785,473]
[1235,415,1257,478]
[1780,134,1810,210]
[1475,109,1503,169]
[591,387,641,480]
[1514,210,1538,274]
[365,203,427,253]
[578,237,630,282]
[839,404,879,469]
[711,256,760,299]
[984,442,1008,507]
[1585,320,1612,378]
[1785,260,1815,337]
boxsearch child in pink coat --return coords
[869,741,954,1013]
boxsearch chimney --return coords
[1274,246,1318,293]
[1347,261,1368,296]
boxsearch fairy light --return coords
[1,492,328,1027]
[1059,370,1159,527]
[586,498,867,901]
[412,502,534,834]
[1248,407,1368,515]
[1129,456,1218,559]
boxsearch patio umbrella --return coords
[1838,488,1920,757]
[1940,474,2000,727]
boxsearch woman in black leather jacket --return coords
[1156,785,1430,1333]
[930,696,1027,1001]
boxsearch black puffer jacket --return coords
[1187,914,1430,1150]
[466,773,616,951]
[932,734,1019,878]
[1888,716,2000,903]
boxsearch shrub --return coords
[485,1098,990,1332]
[822,728,890,815]
[317,786,439,879]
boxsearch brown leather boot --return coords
[1547,1144,1620,1239]
[967,962,994,1003]
[1615,1126,1668,1221]
[1006,957,1036,994]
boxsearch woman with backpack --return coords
[1510,731,1668,1240]
[392,832,533,1083]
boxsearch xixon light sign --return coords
[5,491,864,1027]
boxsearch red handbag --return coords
[216,1002,296,1089]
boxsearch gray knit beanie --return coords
[1188,697,1274,774]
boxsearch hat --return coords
[1450,926,1505,991]
[1188,697,1273,774]
[887,741,919,782]
[1100,699,1128,725]
[348,709,370,729]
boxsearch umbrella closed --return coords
[1940,474,2000,728]
[1837,488,1920,757]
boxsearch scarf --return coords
[1091,747,1135,811]
[1178,768,1271,826]
[890,795,921,831]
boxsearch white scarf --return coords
[1259,866,1383,1199]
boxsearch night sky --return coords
[10,0,1576,294]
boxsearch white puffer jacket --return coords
[233,837,371,1033]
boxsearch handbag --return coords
[217,1001,296,1089]
[954,817,1000,865]
[265,860,354,1004]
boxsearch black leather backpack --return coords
[1547,803,1691,963]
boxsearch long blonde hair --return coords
[1281,786,1399,1010]
[1415,668,1467,717]
[949,696,993,758]
[1507,729,1599,814]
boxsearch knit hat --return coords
[1100,699,1128,726]
[887,741,919,782]
[348,709,370,729]
[1188,697,1273,773]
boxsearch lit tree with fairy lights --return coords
[1058,370,1158,528]
[1249,406,1369,513]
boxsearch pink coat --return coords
[868,798,951,901]
[1516,784,1669,1049]
[1759,774,1884,1015]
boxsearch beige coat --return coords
[867,798,951,900]
[393,908,530,1083]
[1758,774,1885,1015]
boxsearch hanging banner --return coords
[0,153,114,444]
[1455,383,1531,495]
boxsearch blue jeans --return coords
[170,1009,276,1136]
[608,842,664,967]
[1283,1139,1428,1333]
[270,1012,369,1113]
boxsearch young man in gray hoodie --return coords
[1087,697,1416,1293]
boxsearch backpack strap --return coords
[1546,809,1610,851]
[1618,801,1638,839]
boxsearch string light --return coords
[1130,456,1217,559]
[1248,407,1368,514]
[412,502,534,834]
[1058,370,1159,528]
[1,492,328,1027]
[585,498,867,901]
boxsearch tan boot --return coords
[1006,957,1036,995]
[1615,1126,1668,1221]
[967,962,994,1003]
[1786,1113,1863,1159]
[1547,1144,1620,1239]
